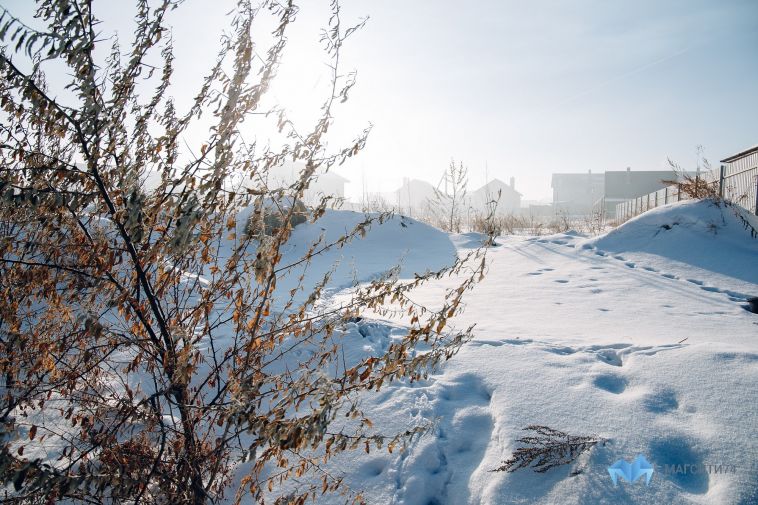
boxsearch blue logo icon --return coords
[608,454,654,486]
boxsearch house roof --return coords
[720,144,758,163]
[269,163,349,184]
[317,171,350,183]
[394,179,436,193]
[472,178,522,197]
[551,173,605,188]
[604,170,678,199]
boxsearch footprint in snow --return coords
[648,435,709,494]
[592,374,627,394]
[394,374,494,505]
[358,458,389,478]
[642,388,679,413]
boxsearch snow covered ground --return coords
[16,199,755,504]
[315,199,758,504]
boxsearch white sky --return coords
[5,0,758,202]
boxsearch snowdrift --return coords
[582,199,758,284]
[283,210,457,285]
[231,208,457,306]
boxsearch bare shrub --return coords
[0,1,490,503]
[666,160,758,239]
[545,212,571,234]
[361,193,394,214]
[492,425,605,474]
[244,200,309,238]
[428,160,468,233]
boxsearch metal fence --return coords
[615,162,758,221]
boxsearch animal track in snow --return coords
[527,267,555,276]
[592,374,627,394]
[648,435,710,494]
[392,374,494,505]
[469,339,685,368]
[585,246,753,310]
[642,388,679,413]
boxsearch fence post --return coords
[677,184,682,201]
[755,175,758,216]
[655,191,658,208]
[664,187,668,205]
[719,164,726,198]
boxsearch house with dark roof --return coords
[551,171,605,216]
[551,168,692,218]
[601,168,681,217]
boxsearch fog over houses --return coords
[347,167,701,222]
[392,176,522,219]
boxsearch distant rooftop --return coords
[473,178,523,197]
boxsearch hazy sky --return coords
[5,0,758,201]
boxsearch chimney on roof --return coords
[510,177,515,190]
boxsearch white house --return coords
[468,177,522,214]
[395,178,437,217]
[267,162,349,205]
